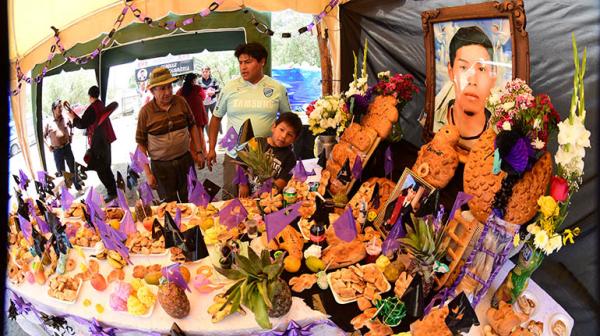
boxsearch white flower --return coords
[533,118,541,130]
[502,101,515,111]
[557,117,591,148]
[377,71,390,79]
[487,90,501,106]
[502,121,512,131]
[533,230,549,251]
[531,138,545,149]
[527,224,541,235]
[548,235,563,254]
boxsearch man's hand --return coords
[238,184,250,198]
[206,149,217,171]
[193,152,206,170]
[146,172,158,189]
[49,145,55,152]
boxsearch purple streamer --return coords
[332,207,357,242]
[384,146,393,178]
[265,202,302,242]
[162,264,191,292]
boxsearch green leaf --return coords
[252,292,272,329]
[215,266,245,280]
[260,250,271,268]
[242,282,257,310]
[235,254,260,277]
[230,285,242,314]
[224,279,244,297]
[263,264,282,281]
[257,281,272,308]
[247,247,261,270]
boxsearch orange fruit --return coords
[283,256,301,273]
[180,266,191,283]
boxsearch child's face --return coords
[270,122,297,148]
[448,44,497,116]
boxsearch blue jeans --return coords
[53,143,80,189]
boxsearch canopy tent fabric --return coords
[27,9,270,171]
[339,0,599,334]
[9,0,346,175]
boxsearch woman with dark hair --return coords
[176,73,208,154]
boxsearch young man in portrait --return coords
[433,26,498,149]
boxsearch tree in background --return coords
[272,10,320,68]
[42,69,95,117]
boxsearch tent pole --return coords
[316,21,332,96]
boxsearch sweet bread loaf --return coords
[412,124,460,189]
[361,113,392,139]
[341,123,378,152]
[369,95,399,123]
[331,142,359,167]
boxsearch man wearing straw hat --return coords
[135,67,206,202]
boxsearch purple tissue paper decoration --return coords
[37,171,47,188]
[292,160,314,182]
[332,207,357,242]
[259,320,340,336]
[86,187,105,220]
[30,201,49,234]
[130,147,149,174]
[189,181,210,207]
[255,178,274,196]
[233,165,249,185]
[265,202,302,242]
[447,192,473,224]
[119,211,136,236]
[18,214,32,241]
[352,155,363,180]
[138,182,154,206]
[18,169,29,190]
[162,264,191,292]
[60,185,74,211]
[94,215,129,263]
[219,198,248,230]
[175,207,182,230]
[434,204,445,233]
[504,137,530,173]
[382,216,405,256]
[219,126,239,151]
[384,146,393,178]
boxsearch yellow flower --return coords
[247,138,258,151]
[537,196,559,218]
[533,230,549,251]
[539,218,555,235]
[512,234,520,247]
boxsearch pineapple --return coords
[157,282,190,318]
[215,248,292,329]
[237,138,275,183]
[399,216,448,295]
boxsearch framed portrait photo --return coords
[421,0,530,153]
[374,168,436,236]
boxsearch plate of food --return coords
[126,231,166,256]
[48,275,82,304]
[327,263,391,304]
[110,281,157,318]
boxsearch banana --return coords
[211,303,233,323]
[106,250,126,269]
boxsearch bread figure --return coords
[341,123,378,152]
[464,129,552,225]
[486,301,528,336]
[412,124,460,188]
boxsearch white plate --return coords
[548,313,572,336]
[327,264,391,304]
[47,276,83,305]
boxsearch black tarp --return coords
[340,0,599,334]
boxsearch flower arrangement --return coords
[487,79,561,150]
[518,34,590,255]
[344,39,371,115]
[368,71,419,104]
[306,95,349,136]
